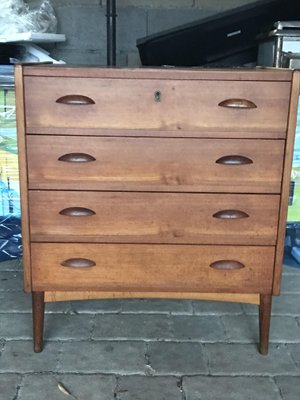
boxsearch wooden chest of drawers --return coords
[15,65,300,354]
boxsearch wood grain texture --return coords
[22,65,293,81]
[29,191,280,245]
[15,66,298,353]
[31,243,275,294]
[44,291,260,305]
[26,136,285,193]
[32,292,44,353]
[24,76,290,133]
[273,70,300,295]
[259,294,272,355]
[14,65,32,293]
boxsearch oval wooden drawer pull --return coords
[218,98,257,109]
[216,155,253,165]
[61,258,96,268]
[213,210,249,219]
[210,260,245,270]
[58,153,96,163]
[56,94,95,105]
[59,207,96,217]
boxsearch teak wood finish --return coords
[26,136,284,193]
[24,76,290,132]
[14,65,300,354]
[30,243,275,293]
[29,191,280,245]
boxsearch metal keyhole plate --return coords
[154,90,161,102]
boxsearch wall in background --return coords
[28,0,257,66]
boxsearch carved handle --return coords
[210,260,245,270]
[56,94,95,105]
[218,98,257,109]
[213,210,249,219]
[58,153,96,163]
[61,258,96,268]
[216,155,253,165]
[59,207,96,217]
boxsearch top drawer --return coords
[23,77,290,135]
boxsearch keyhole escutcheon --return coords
[154,90,161,102]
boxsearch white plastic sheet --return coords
[0,0,57,35]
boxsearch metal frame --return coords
[106,0,117,66]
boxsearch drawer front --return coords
[29,191,280,245]
[31,243,275,293]
[27,136,284,193]
[24,77,290,134]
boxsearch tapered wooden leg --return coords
[32,292,45,353]
[259,294,272,355]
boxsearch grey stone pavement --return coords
[0,259,300,400]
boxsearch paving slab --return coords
[192,300,243,315]
[92,314,173,340]
[148,341,208,375]
[281,274,300,293]
[170,315,225,341]
[183,376,282,400]
[272,295,300,316]
[287,344,300,369]
[0,338,5,355]
[222,314,257,343]
[242,294,300,316]
[0,271,23,291]
[58,341,146,374]
[206,344,299,376]
[45,301,72,314]
[120,298,193,315]
[283,265,300,275]
[275,376,300,400]
[265,316,300,343]
[0,341,61,373]
[0,374,22,400]
[222,315,300,343]
[69,299,122,314]
[19,374,116,400]
[0,313,32,340]
[241,303,259,314]
[116,376,182,400]
[0,259,21,271]
[44,314,94,340]
[0,308,89,342]
[0,291,31,313]
[0,291,71,314]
